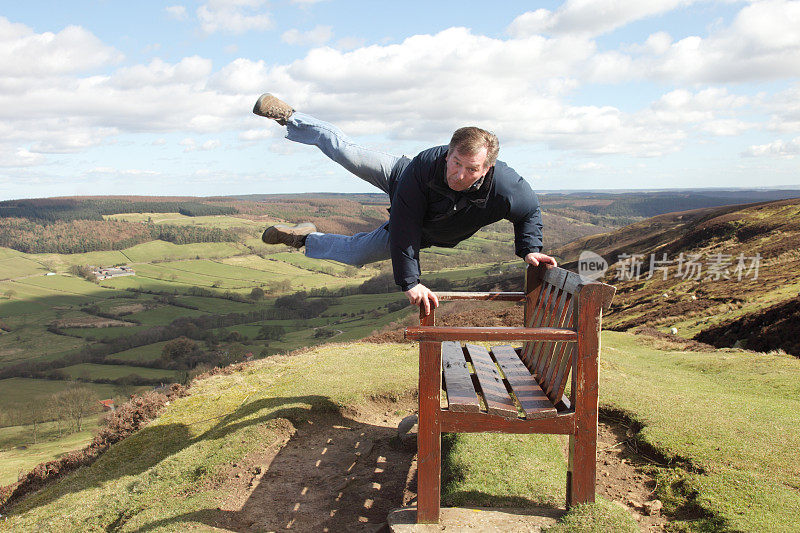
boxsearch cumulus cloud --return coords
[196,0,272,34]
[2,2,798,182]
[0,17,122,77]
[0,147,45,167]
[643,0,800,83]
[743,137,800,158]
[281,25,333,46]
[507,1,696,38]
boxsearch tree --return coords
[29,402,49,444]
[256,324,286,340]
[160,336,202,369]
[249,287,265,300]
[52,385,98,433]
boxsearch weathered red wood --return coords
[491,344,558,419]
[568,283,613,506]
[544,296,576,399]
[522,265,546,361]
[441,341,480,413]
[464,344,517,418]
[522,280,555,364]
[440,409,575,434]
[405,326,578,342]
[409,264,615,523]
[436,292,526,301]
[417,340,442,523]
[534,287,571,380]
[419,305,435,327]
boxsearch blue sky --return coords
[1,1,799,200]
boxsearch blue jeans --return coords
[286,113,399,266]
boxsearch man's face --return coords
[445,147,490,192]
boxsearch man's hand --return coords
[405,283,439,316]
[524,252,558,268]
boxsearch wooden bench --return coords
[405,264,615,523]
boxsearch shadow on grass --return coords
[133,394,415,532]
[10,394,416,532]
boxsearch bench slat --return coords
[536,290,573,378]
[491,345,557,419]
[522,282,556,365]
[549,300,578,402]
[441,341,481,413]
[533,287,570,375]
[464,344,518,418]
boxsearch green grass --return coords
[2,343,420,531]
[0,378,121,411]
[0,256,49,280]
[122,241,246,263]
[28,250,129,270]
[0,415,102,486]
[104,213,262,230]
[1,341,634,532]
[600,331,800,532]
[123,303,208,327]
[59,325,151,341]
[267,251,354,274]
[0,328,85,367]
[107,342,169,364]
[59,363,179,381]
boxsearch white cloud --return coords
[576,161,606,171]
[507,1,696,38]
[197,0,272,34]
[0,17,122,77]
[763,82,800,133]
[239,128,274,141]
[88,166,159,176]
[281,25,333,46]
[0,147,45,167]
[165,5,187,20]
[644,0,800,83]
[334,37,366,51]
[180,138,221,152]
[743,137,800,158]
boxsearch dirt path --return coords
[206,400,669,532]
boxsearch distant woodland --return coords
[0,218,240,254]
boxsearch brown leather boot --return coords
[261,222,316,248]
[252,93,294,125]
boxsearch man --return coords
[253,94,557,315]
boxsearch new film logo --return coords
[578,251,608,281]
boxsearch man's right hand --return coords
[404,283,439,316]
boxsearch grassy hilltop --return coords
[1,191,800,530]
[0,333,798,531]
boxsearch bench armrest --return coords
[404,326,577,342]
[436,291,526,302]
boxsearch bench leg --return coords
[417,341,441,523]
[566,415,597,506]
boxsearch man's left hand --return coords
[524,252,558,268]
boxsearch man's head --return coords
[445,126,499,192]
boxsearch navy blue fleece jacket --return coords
[388,145,543,291]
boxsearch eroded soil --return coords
[206,397,670,532]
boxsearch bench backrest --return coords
[522,266,612,406]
